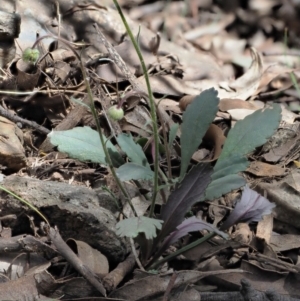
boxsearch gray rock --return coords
[1,175,128,264]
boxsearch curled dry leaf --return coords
[218,47,264,100]
[202,124,226,162]
[67,239,109,276]
[227,47,263,95]
[148,32,161,55]
[179,95,195,111]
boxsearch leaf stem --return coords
[112,0,159,217]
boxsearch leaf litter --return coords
[0,0,300,300]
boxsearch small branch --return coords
[163,272,177,301]
[102,251,136,292]
[130,237,145,271]
[46,226,106,296]
[0,105,50,135]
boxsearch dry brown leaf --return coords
[256,181,300,229]
[263,135,300,163]
[231,223,253,244]
[202,124,226,162]
[178,95,194,111]
[219,98,259,111]
[270,234,300,252]
[138,74,201,97]
[227,108,257,121]
[256,214,273,244]
[158,98,181,114]
[184,14,234,40]
[110,269,243,300]
[123,195,150,217]
[247,161,286,177]
[122,106,152,137]
[0,117,26,171]
[67,239,109,277]
[254,64,296,96]
[218,47,264,100]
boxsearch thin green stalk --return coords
[32,35,137,216]
[148,232,216,270]
[112,0,159,217]
[0,185,49,225]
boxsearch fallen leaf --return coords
[247,161,286,177]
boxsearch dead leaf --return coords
[0,117,25,171]
[231,223,253,244]
[110,269,243,300]
[218,48,264,100]
[202,124,226,162]
[256,214,273,244]
[270,234,300,252]
[67,239,109,277]
[219,98,259,111]
[247,161,286,177]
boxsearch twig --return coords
[46,226,106,296]
[0,105,50,135]
[263,50,300,57]
[0,89,86,96]
[102,252,136,293]
[162,272,177,301]
[130,237,145,271]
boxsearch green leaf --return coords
[205,104,281,200]
[116,133,149,168]
[48,126,124,167]
[168,123,179,149]
[116,216,163,240]
[217,105,281,163]
[180,88,219,178]
[116,162,153,181]
[205,174,246,199]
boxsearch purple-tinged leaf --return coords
[158,163,213,240]
[157,216,228,258]
[220,186,276,230]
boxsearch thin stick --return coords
[0,105,50,135]
[0,89,86,96]
[129,237,145,271]
[46,226,106,296]
[162,272,178,301]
